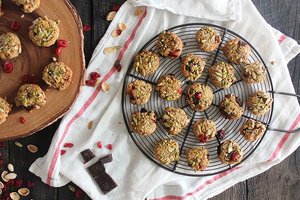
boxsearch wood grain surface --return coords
[0,0,299,199]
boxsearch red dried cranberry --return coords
[90,72,101,80]
[85,79,97,87]
[15,179,23,187]
[3,61,13,73]
[114,61,122,72]
[217,129,226,140]
[2,184,7,191]
[97,141,102,149]
[83,24,91,32]
[106,144,113,150]
[57,39,69,48]
[63,143,74,148]
[10,21,21,31]
[19,117,26,124]
[22,74,39,84]
[75,189,83,198]
[116,29,122,35]
[199,134,207,143]
[177,88,182,94]
[195,92,202,99]
[27,180,35,188]
[231,151,240,162]
[112,3,121,12]
[0,142,4,148]
[0,160,3,167]
[55,46,63,56]
[7,179,14,186]
[168,51,178,57]
[60,150,66,156]
[0,152,2,157]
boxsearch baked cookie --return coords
[0,32,22,59]
[181,53,206,81]
[222,39,251,64]
[195,27,221,52]
[208,61,236,88]
[240,119,266,141]
[154,139,180,165]
[0,0,4,16]
[42,61,72,90]
[219,94,244,120]
[247,91,273,116]
[15,84,46,110]
[193,119,216,143]
[155,75,181,101]
[186,147,209,171]
[127,80,152,105]
[218,140,243,164]
[242,62,266,84]
[29,16,60,47]
[0,97,12,125]
[11,0,40,13]
[186,83,213,111]
[157,31,183,58]
[133,50,160,76]
[162,107,189,135]
[131,111,157,136]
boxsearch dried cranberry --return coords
[55,46,63,56]
[0,152,2,157]
[0,142,4,148]
[7,179,14,186]
[63,143,74,148]
[0,160,3,167]
[112,3,121,12]
[75,189,83,198]
[97,141,102,149]
[83,24,91,32]
[114,62,122,72]
[15,179,23,187]
[19,117,26,124]
[116,29,122,35]
[2,184,7,191]
[195,92,202,99]
[27,180,35,188]
[85,79,97,87]
[57,39,69,48]
[106,144,113,150]
[231,151,240,162]
[217,129,226,140]
[22,74,38,84]
[60,150,66,156]
[90,72,101,80]
[3,61,13,73]
[10,21,21,31]
[199,134,207,143]
[177,88,182,94]
[168,51,178,57]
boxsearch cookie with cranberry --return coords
[186,147,209,171]
[240,119,266,141]
[133,50,160,76]
[208,61,236,88]
[15,84,46,110]
[155,75,181,101]
[0,97,12,125]
[0,32,22,59]
[186,83,213,111]
[193,119,216,143]
[181,53,206,81]
[131,111,157,136]
[218,140,243,164]
[11,0,40,13]
[195,27,221,52]
[222,38,251,64]
[219,94,244,120]
[157,31,183,58]
[154,139,180,165]
[127,80,152,105]
[247,91,273,116]
[242,62,266,84]
[162,107,189,135]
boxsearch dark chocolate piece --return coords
[80,149,95,163]
[99,177,118,194]
[94,171,111,186]
[88,160,105,177]
[100,154,113,164]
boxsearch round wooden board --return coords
[0,0,85,140]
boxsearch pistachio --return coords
[7,163,14,172]
[106,11,116,21]
[1,171,8,182]
[18,188,30,196]
[10,192,20,200]
[27,144,38,153]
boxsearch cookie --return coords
[195,27,221,52]
[208,61,236,88]
[42,61,72,90]
[162,107,189,135]
[131,110,157,136]
[219,94,244,120]
[29,16,60,47]
[0,97,12,125]
[242,62,266,84]
[193,119,216,143]
[222,39,251,64]
[186,83,213,111]
[218,140,243,165]
[240,119,266,141]
[181,53,206,81]
[154,139,180,165]
[133,50,160,76]
[127,80,152,105]
[247,91,273,116]
[157,31,183,58]
[0,0,4,16]
[186,147,209,171]
[15,84,46,110]
[0,32,22,59]
[11,0,40,13]
[155,75,181,101]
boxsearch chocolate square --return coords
[100,154,113,164]
[99,177,118,194]
[80,149,95,163]
[94,171,111,186]
[88,160,105,177]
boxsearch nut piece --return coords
[10,192,20,200]
[1,171,8,182]
[27,144,38,153]
[101,81,110,92]
[0,181,4,189]
[5,173,17,180]
[103,47,115,55]
[18,188,30,196]
[68,185,76,192]
[88,121,93,130]
[106,11,117,21]
[135,7,144,16]
[14,141,23,148]
[7,163,14,172]
[118,23,126,31]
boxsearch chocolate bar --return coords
[88,160,105,177]
[99,177,118,194]
[80,149,95,163]
[100,154,113,164]
[94,171,111,186]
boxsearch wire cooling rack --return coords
[121,23,274,176]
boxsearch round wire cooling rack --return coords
[121,23,293,176]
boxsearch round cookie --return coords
[186,147,209,171]
[133,50,160,76]
[127,80,152,105]
[154,139,180,165]
[11,0,40,13]
[0,32,22,59]
[219,94,244,120]
[15,84,46,110]
[195,27,221,52]
[186,83,213,111]
[131,111,157,136]
[29,16,60,47]
[247,91,273,116]
[242,62,266,84]
[222,38,251,64]
[162,107,189,135]
[181,53,206,81]
[193,119,216,143]
[208,61,236,88]
[218,140,243,164]
[42,61,73,90]
[157,31,183,58]
[240,119,266,141]
[0,97,12,125]
[155,75,181,101]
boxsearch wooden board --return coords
[0,0,85,140]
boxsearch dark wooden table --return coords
[2,0,299,199]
